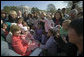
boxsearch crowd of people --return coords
[1,8,83,56]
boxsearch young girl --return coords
[40,28,57,56]
[11,25,31,56]
[21,26,40,51]
[17,18,23,28]
[22,21,28,27]
[22,21,30,31]
[21,26,33,40]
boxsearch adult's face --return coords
[11,14,17,19]
[68,28,79,44]
[1,14,6,18]
[18,11,22,16]
[55,13,61,19]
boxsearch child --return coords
[21,26,40,51]
[17,18,23,28]
[21,26,33,40]
[22,21,27,27]
[1,23,8,41]
[11,25,31,56]
[40,28,57,56]
[22,21,30,31]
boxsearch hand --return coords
[62,37,67,43]
[1,20,3,24]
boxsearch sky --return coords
[1,1,68,10]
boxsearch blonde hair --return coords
[10,25,21,34]
[9,10,17,16]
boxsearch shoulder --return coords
[49,36,55,42]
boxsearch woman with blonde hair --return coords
[8,10,17,23]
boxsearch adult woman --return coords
[52,11,64,26]
[8,10,17,23]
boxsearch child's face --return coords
[3,24,7,29]
[24,31,28,35]
[18,20,22,24]
[23,23,27,26]
[14,30,21,36]
[22,29,28,35]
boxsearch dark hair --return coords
[77,11,83,16]
[28,14,32,18]
[69,18,83,36]
[54,11,62,19]
[62,8,66,11]
[1,10,6,14]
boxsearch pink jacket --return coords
[41,19,53,32]
[12,35,31,56]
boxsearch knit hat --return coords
[22,26,28,31]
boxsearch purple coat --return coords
[35,28,43,41]
[40,36,57,55]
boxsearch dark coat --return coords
[8,15,17,23]
[52,18,64,26]
[54,36,78,56]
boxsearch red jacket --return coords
[12,35,31,56]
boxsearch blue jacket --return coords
[1,40,21,56]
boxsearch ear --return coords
[77,35,83,43]
[79,35,83,41]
